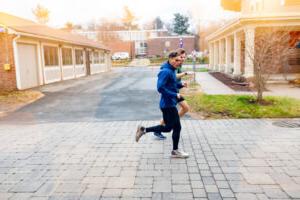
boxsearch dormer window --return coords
[250,0,262,12]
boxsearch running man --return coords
[135,51,189,158]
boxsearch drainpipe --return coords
[12,33,21,90]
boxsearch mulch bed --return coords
[209,72,253,92]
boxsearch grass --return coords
[0,90,42,104]
[112,59,131,67]
[186,94,300,119]
[183,68,208,72]
[0,90,43,117]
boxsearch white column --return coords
[244,27,255,77]
[225,36,232,74]
[233,32,241,75]
[219,39,225,72]
[214,42,219,71]
[209,43,214,69]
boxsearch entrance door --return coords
[17,43,39,89]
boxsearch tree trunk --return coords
[256,66,264,103]
[257,86,263,103]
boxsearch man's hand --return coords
[186,71,194,76]
[183,82,188,88]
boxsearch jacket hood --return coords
[161,61,176,71]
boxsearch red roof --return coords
[0,12,110,51]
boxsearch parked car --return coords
[112,52,130,60]
[187,51,204,59]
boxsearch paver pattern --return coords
[0,67,300,199]
[0,119,299,199]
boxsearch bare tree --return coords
[122,6,138,30]
[96,19,124,44]
[244,27,292,103]
[32,4,50,24]
[62,22,74,32]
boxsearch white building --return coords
[0,12,111,90]
[207,0,300,80]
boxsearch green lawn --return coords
[183,68,208,72]
[186,94,300,119]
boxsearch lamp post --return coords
[192,50,196,82]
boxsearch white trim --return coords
[74,48,86,77]
[61,65,75,80]
[207,16,300,41]
[44,67,61,83]
[61,46,74,66]
[61,46,75,80]
[151,35,195,39]
[12,34,21,89]
[14,38,44,89]
[12,31,109,51]
[41,43,62,83]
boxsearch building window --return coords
[62,48,73,65]
[296,41,300,49]
[165,41,170,48]
[89,51,93,63]
[44,46,59,66]
[289,46,300,66]
[100,52,105,63]
[93,52,99,64]
[75,49,84,65]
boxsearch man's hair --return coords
[176,48,186,55]
[168,51,179,59]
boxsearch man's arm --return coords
[157,70,178,98]
[176,81,184,89]
[176,72,188,79]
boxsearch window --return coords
[44,46,58,66]
[75,49,84,65]
[93,52,99,64]
[165,41,170,47]
[62,48,73,65]
[89,51,93,63]
[99,52,105,63]
[289,48,300,66]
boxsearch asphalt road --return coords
[0,67,163,124]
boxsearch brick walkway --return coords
[0,119,300,200]
[195,72,300,100]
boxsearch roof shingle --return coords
[0,12,109,51]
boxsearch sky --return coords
[0,0,238,29]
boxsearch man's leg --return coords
[136,107,175,142]
[170,108,181,150]
[169,107,189,158]
[154,99,189,139]
[178,100,190,117]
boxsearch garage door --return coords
[17,43,39,89]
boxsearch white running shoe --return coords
[171,150,189,158]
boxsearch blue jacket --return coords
[157,62,183,108]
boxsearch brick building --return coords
[147,36,196,58]
[0,12,111,91]
[76,29,196,58]
[0,33,16,91]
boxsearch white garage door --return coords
[17,43,39,89]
